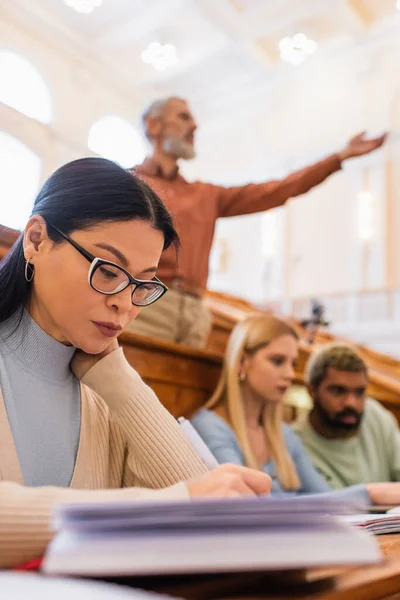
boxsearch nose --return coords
[343,392,361,410]
[105,285,136,317]
[284,363,295,382]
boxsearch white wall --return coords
[187,39,400,305]
[0,13,144,182]
[3,9,400,313]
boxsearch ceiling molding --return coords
[0,0,146,103]
[1,0,400,123]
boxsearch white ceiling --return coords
[2,0,400,118]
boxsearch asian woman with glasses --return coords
[0,158,271,568]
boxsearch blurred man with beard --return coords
[293,344,400,489]
[129,96,386,348]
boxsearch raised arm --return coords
[80,348,208,486]
[217,132,386,218]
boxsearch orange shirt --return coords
[133,154,341,292]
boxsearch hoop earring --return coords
[25,259,35,283]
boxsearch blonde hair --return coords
[207,314,301,490]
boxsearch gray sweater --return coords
[0,311,81,487]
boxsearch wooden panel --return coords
[205,291,264,354]
[205,322,231,354]
[0,225,19,260]
[119,331,222,418]
[144,383,210,419]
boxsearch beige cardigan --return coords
[0,348,207,568]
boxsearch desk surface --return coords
[379,533,400,557]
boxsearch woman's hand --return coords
[367,482,400,506]
[71,339,119,380]
[186,464,272,498]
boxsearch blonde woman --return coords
[192,314,400,504]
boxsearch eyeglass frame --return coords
[46,222,168,307]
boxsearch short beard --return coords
[162,136,196,160]
[314,397,363,433]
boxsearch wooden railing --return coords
[206,289,400,377]
[313,329,400,379]
[121,310,400,424]
[205,290,400,423]
[0,225,19,260]
[119,331,221,418]
[204,290,264,354]
[1,225,400,422]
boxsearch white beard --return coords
[162,136,196,160]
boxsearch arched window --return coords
[0,132,41,230]
[0,51,52,124]
[88,115,145,168]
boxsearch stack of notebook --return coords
[43,496,381,577]
[345,511,400,534]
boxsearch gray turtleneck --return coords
[0,311,81,487]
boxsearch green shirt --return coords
[292,399,400,489]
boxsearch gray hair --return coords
[140,97,186,140]
[305,343,368,389]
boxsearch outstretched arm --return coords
[217,132,387,218]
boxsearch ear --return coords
[306,383,316,400]
[23,216,50,264]
[239,351,251,379]
[146,115,163,140]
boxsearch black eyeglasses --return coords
[47,223,168,307]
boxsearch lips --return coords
[340,414,358,423]
[277,386,289,394]
[93,321,123,338]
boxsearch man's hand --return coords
[71,339,119,380]
[338,131,387,162]
[366,482,400,506]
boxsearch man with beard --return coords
[129,96,386,348]
[293,344,400,489]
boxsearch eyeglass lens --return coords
[90,263,163,306]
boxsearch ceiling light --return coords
[64,0,103,14]
[141,42,178,72]
[279,33,317,65]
